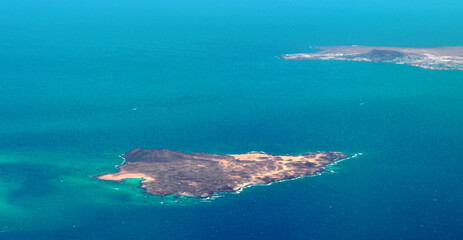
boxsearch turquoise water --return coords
[1,0,463,239]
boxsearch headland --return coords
[283,46,463,70]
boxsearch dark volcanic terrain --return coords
[97,148,350,197]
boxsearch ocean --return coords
[0,0,462,239]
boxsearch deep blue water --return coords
[0,0,462,239]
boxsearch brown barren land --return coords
[97,148,350,198]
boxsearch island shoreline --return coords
[96,149,357,198]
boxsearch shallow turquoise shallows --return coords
[1,0,462,239]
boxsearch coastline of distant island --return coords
[97,148,352,198]
[283,45,463,70]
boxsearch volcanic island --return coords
[283,45,463,70]
[97,148,350,198]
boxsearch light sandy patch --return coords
[97,171,154,182]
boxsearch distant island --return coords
[283,46,463,70]
[97,148,350,198]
